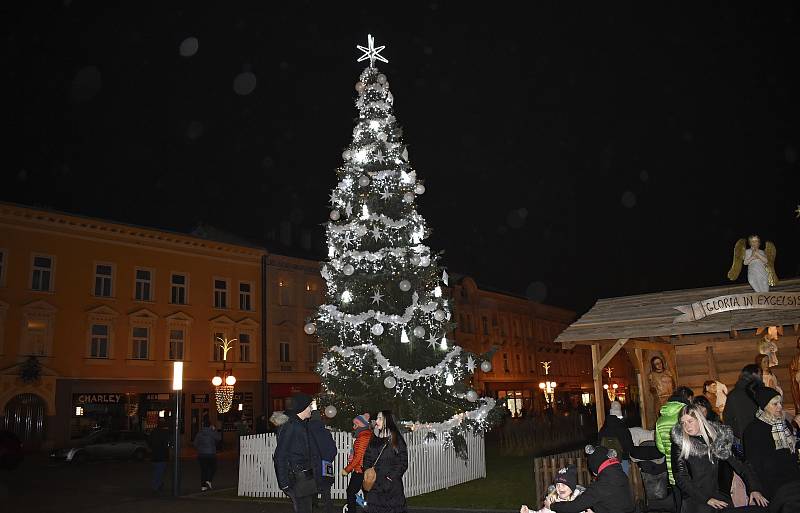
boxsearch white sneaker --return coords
[205,481,213,490]
[201,486,208,492]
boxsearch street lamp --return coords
[212,337,237,414]
[539,361,557,406]
[172,361,183,497]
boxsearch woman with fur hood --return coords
[671,403,768,513]
[520,464,586,513]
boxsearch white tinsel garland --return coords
[408,397,497,434]
[318,291,442,326]
[324,343,462,381]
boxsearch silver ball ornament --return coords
[413,326,426,338]
[399,280,412,292]
[383,376,396,389]
[342,149,352,160]
[433,310,445,321]
[343,264,355,276]
[355,81,365,93]
[420,256,431,267]
[409,255,421,266]
[403,192,415,203]
[377,132,388,142]
[377,74,387,84]
[303,323,316,335]
[324,405,337,418]
[371,323,384,336]
[329,210,340,221]
[415,184,426,195]
[466,390,478,402]
[480,361,492,373]
[358,175,370,187]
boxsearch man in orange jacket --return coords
[340,413,372,512]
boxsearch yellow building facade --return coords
[0,203,320,449]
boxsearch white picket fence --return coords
[238,430,486,498]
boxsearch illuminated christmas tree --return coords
[305,35,500,449]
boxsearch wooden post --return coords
[633,347,650,429]
[592,343,605,431]
[706,345,719,380]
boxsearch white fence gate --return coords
[238,430,486,498]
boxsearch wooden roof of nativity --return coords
[555,278,800,344]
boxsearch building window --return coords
[503,353,510,373]
[239,282,252,311]
[94,263,114,297]
[515,354,521,373]
[0,249,7,287]
[278,279,291,306]
[25,319,48,356]
[31,255,54,292]
[134,268,153,301]
[528,354,535,373]
[169,328,185,360]
[214,279,228,309]
[239,332,251,362]
[213,332,225,361]
[279,340,290,363]
[131,326,149,359]
[90,324,109,358]
[307,341,319,367]
[170,273,187,305]
[304,282,317,308]
[482,317,488,335]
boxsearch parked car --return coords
[0,430,24,470]
[50,430,149,463]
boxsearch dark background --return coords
[4,2,799,313]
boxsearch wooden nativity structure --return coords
[555,278,800,430]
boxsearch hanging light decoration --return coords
[212,336,238,414]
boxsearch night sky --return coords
[5,3,800,313]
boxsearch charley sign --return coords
[674,292,800,323]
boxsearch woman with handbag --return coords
[361,410,408,513]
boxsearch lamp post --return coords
[172,361,183,497]
[212,337,237,414]
[603,367,618,401]
[539,361,557,408]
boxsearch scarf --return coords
[756,408,796,453]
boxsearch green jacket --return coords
[655,400,685,484]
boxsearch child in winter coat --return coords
[340,413,373,513]
[520,464,586,513]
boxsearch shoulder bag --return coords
[362,441,389,492]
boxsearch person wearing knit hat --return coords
[273,392,316,512]
[597,400,634,476]
[744,386,800,503]
[546,445,635,513]
[341,413,373,513]
[520,464,585,513]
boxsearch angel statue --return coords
[727,235,778,293]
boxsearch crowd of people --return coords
[272,392,409,513]
[518,361,800,513]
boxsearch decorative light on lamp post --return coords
[172,361,183,497]
[538,361,557,406]
[603,367,619,401]
[212,337,237,414]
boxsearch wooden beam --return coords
[628,339,675,352]
[706,345,718,380]
[561,341,577,350]
[593,338,629,378]
[592,344,606,431]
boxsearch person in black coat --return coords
[723,364,762,441]
[273,393,315,513]
[671,403,768,513]
[147,420,171,493]
[309,409,337,513]
[550,444,635,513]
[361,410,408,513]
[743,386,800,509]
[597,400,634,475]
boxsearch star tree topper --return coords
[356,34,388,68]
